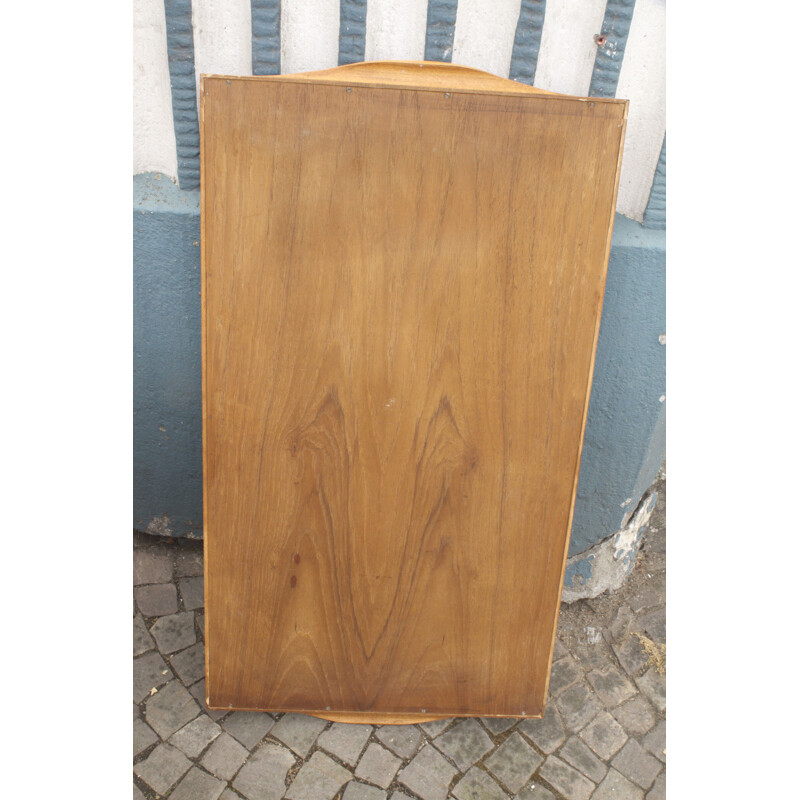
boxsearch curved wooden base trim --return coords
[308,710,449,725]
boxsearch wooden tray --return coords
[201,61,627,722]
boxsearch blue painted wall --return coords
[133,174,665,555]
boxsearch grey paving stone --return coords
[355,742,401,789]
[133,614,155,655]
[220,791,246,800]
[285,750,352,800]
[270,712,326,757]
[397,744,458,800]
[553,639,569,659]
[559,736,606,783]
[548,656,583,696]
[432,718,493,771]
[135,583,178,617]
[189,678,227,721]
[170,714,222,757]
[233,741,296,800]
[481,717,516,736]
[592,768,644,800]
[201,732,250,781]
[389,792,414,800]
[180,575,205,610]
[343,781,387,800]
[133,651,172,703]
[518,704,565,754]
[485,731,543,794]
[134,718,158,757]
[630,584,664,614]
[134,549,173,585]
[145,680,201,739]
[613,636,649,676]
[375,724,422,759]
[133,784,146,800]
[538,755,594,800]
[134,742,192,794]
[452,767,508,800]
[317,721,372,766]
[514,786,555,800]
[612,739,661,789]
[611,695,657,736]
[646,771,666,800]
[221,711,276,749]
[587,666,637,708]
[634,669,666,713]
[609,606,635,641]
[570,640,617,672]
[579,711,628,761]
[169,766,226,800]
[170,641,206,686]
[420,718,453,738]
[639,608,666,643]
[554,683,601,733]
[176,548,204,577]
[642,720,666,763]
[151,612,197,654]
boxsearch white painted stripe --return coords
[193,0,253,95]
[364,0,428,63]
[281,0,340,75]
[615,0,666,221]
[534,0,606,96]
[134,0,178,180]
[452,0,519,77]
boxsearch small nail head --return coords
[346,87,352,93]
[444,92,451,98]
[226,80,231,85]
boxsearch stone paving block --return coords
[375,724,422,759]
[554,683,601,732]
[613,636,649,677]
[553,639,569,659]
[220,790,246,800]
[150,612,196,654]
[133,614,155,655]
[135,583,178,617]
[548,656,583,696]
[639,608,666,643]
[629,584,664,614]
[609,606,635,641]
[133,784,146,800]
[481,717,516,736]
[270,712,327,757]
[134,742,192,794]
[420,718,453,738]
[170,641,206,686]
[180,575,205,610]
[646,771,666,800]
[612,739,661,789]
[634,669,666,713]
[611,695,657,736]
[317,721,372,766]
[452,766,508,800]
[514,785,555,800]
[221,711,276,749]
[592,768,644,800]
[579,711,628,760]
[432,718,493,771]
[145,680,201,739]
[189,678,227,721]
[232,741,296,800]
[355,742,401,789]
[389,792,414,800]
[343,781,387,800]
[518,704,565,754]
[201,732,250,781]
[134,549,173,585]
[169,766,226,800]
[570,640,617,672]
[397,743,458,800]
[170,714,222,757]
[587,666,637,708]
[133,651,172,703]
[134,718,158,757]
[559,736,606,783]
[537,755,594,800]
[285,750,352,800]
[484,731,543,794]
[176,548,204,577]
[642,720,666,763]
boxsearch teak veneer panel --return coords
[201,61,627,721]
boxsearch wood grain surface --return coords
[201,62,627,721]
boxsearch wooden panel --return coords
[201,61,626,721]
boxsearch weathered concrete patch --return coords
[562,491,657,603]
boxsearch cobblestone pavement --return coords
[134,473,665,800]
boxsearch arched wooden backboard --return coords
[201,61,627,722]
